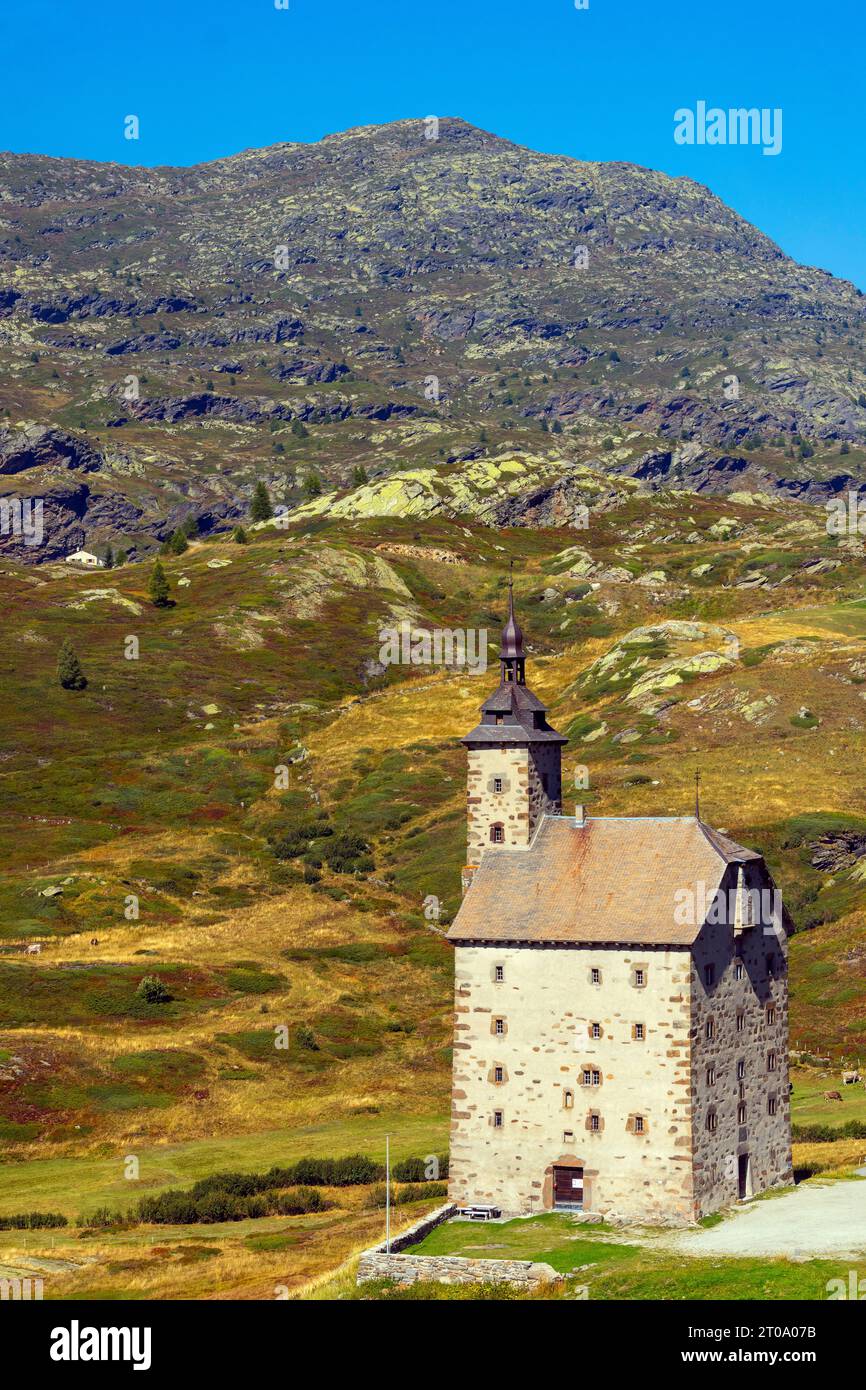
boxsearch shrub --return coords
[0,1211,68,1231]
[135,975,172,1004]
[273,1186,325,1215]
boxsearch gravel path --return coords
[659,1177,866,1260]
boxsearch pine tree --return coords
[149,559,170,608]
[169,528,188,555]
[250,481,273,522]
[290,419,309,439]
[103,545,114,569]
[232,525,248,544]
[181,515,199,538]
[352,465,368,486]
[58,638,87,690]
[303,472,322,500]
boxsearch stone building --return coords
[446,589,792,1225]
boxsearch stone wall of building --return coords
[448,942,696,1225]
[466,746,531,860]
[689,865,793,1216]
[527,744,562,833]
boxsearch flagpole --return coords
[385,1133,391,1254]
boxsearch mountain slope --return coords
[3,118,866,563]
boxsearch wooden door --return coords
[553,1166,584,1207]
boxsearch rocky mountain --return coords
[3,117,866,562]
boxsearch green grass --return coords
[0,1110,447,1220]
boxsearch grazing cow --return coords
[843,1071,861,1085]
[24,943,41,955]
[90,938,99,947]
[824,1090,843,1102]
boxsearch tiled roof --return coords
[462,678,568,746]
[448,815,763,946]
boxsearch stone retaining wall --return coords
[356,1204,561,1288]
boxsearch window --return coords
[591,967,601,985]
[563,1130,574,1145]
[738,1081,746,1102]
[706,1109,718,1133]
[495,715,503,726]
[493,777,503,793]
[706,1065,715,1087]
[736,1011,745,1034]
[766,1005,776,1025]
[634,1115,645,1134]
[582,1068,601,1086]
[591,1022,601,1039]
[563,1089,574,1109]
[768,1051,777,1072]
[704,964,715,987]
[735,962,745,981]
[766,954,775,977]
[589,1113,600,1132]
[592,1069,601,1086]
[768,1095,778,1117]
[705,1019,715,1042]
[494,964,504,982]
[737,1102,747,1125]
[493,1110,503,1128]
[494,1018,505,1036]
[494,1066,504,1083]
[582,1068,592,1085]
[633,968,645,987]
[737,1059,746,1080]
[634,1023,645,1041]
[491,824,504,844]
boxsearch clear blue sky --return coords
[2,0,864,287]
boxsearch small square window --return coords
[494,1065,504,1083]
[491,824,504,844]
[493,777,503,793]
[495,964,504,982]
[634,1023,645,1041]
[591,1022,601,1039]
[706,1110,718,1133]
[591,967,601,985]
[704,964,715,987]
[493,1110,503,1128]
[634,1115,645,1134]
[589,1113,600,1132]
[633,968,645,987]
[495,1018,505,1036]
[592,1069,601,1086]
[563,1130,574,1144]
[582,1068,592,1085]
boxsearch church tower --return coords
[461,579,566,887]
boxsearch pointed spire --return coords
[499,560,526,684]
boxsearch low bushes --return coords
[792,1119,866,1143]
[0,1211,67,1230]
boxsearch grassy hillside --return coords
[4,488,866,1295]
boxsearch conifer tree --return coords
[58,638,87,690]
[149,559,170,608]
[250,481,273,522]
